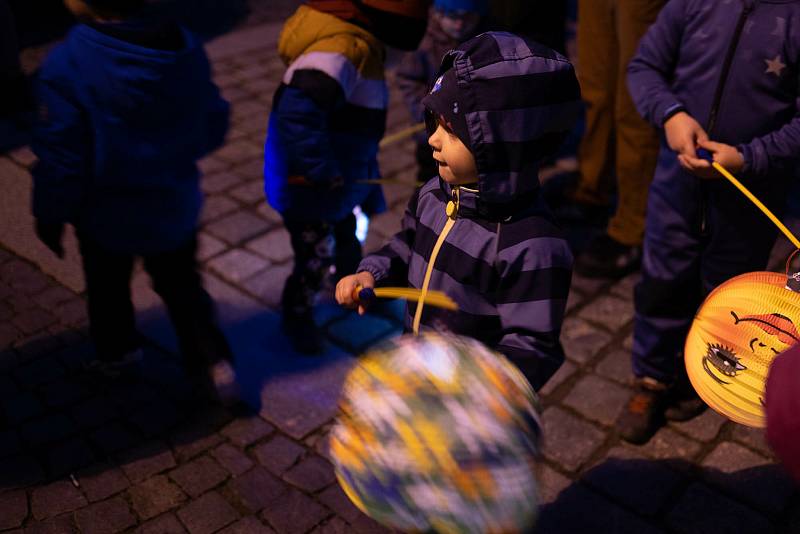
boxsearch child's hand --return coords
[336,272,375,316]
[696,139,745,173]
[678,139,745,180]
[665,111,709,167]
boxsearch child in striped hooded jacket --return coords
[337,31,582,390]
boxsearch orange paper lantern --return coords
[685,271,800,427]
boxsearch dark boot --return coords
[665,374,707,422]
[616,377,670,445]
[333,213,362,283]
[281,275,324,354]
[575,233,641,279]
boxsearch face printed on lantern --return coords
[685,272,800,427]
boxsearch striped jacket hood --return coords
[422,32,581,206]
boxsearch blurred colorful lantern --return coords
[330,332,542,533]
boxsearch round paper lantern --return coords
[330,332,542,534]
[685,271,800,427]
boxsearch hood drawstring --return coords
[412,186,460,334]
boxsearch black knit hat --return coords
[422,67,472,151]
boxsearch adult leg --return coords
[143,237,233,373]
[573,0,617,208]
[78,234,140,362]
[575,0,665,279]
[608,0,664,247]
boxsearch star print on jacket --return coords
[765,55,786,77]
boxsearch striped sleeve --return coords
[493,230,573,390]
[357,187,421,286]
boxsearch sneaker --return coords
[84,348,144,379]
[574,233,641,279]
[616,377,670,445]
[282,313,324,355]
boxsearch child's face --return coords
[436,9,481,40]
[428,122,478,185]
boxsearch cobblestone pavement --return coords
[1,3,799,533]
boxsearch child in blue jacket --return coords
[264,0,430,354]
[617,0,800,444]
[32,0,235,401]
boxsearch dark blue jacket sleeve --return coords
[626,0,688,128]
[31,73,90,224]
[739,104,800,178]
[272,70,346,186]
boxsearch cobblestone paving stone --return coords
[1,1,799,532]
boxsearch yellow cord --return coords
[711,161,800,249]
[412,189,459,335]
[378,123,426,148]
[373,288,458,310]
[412,219,456,334]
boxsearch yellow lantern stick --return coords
[378,123,426,148]
[699,149,800,249]
[352,285,458,311]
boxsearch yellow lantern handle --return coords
[378,123,426,148]
[699,150,800,249]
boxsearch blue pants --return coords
[632,149,788,383]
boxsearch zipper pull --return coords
[446,187,460,219]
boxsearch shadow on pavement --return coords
[0,292,403,529]
[537,457,798,534]
[0,332,239,493]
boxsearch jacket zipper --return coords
[707,1,754,136]
[412,187,459,335]
[701,0,755,234]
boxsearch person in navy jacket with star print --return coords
[617,0,800,444]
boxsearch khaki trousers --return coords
[575,0,665,246]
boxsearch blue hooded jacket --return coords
[32,21,229,254]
